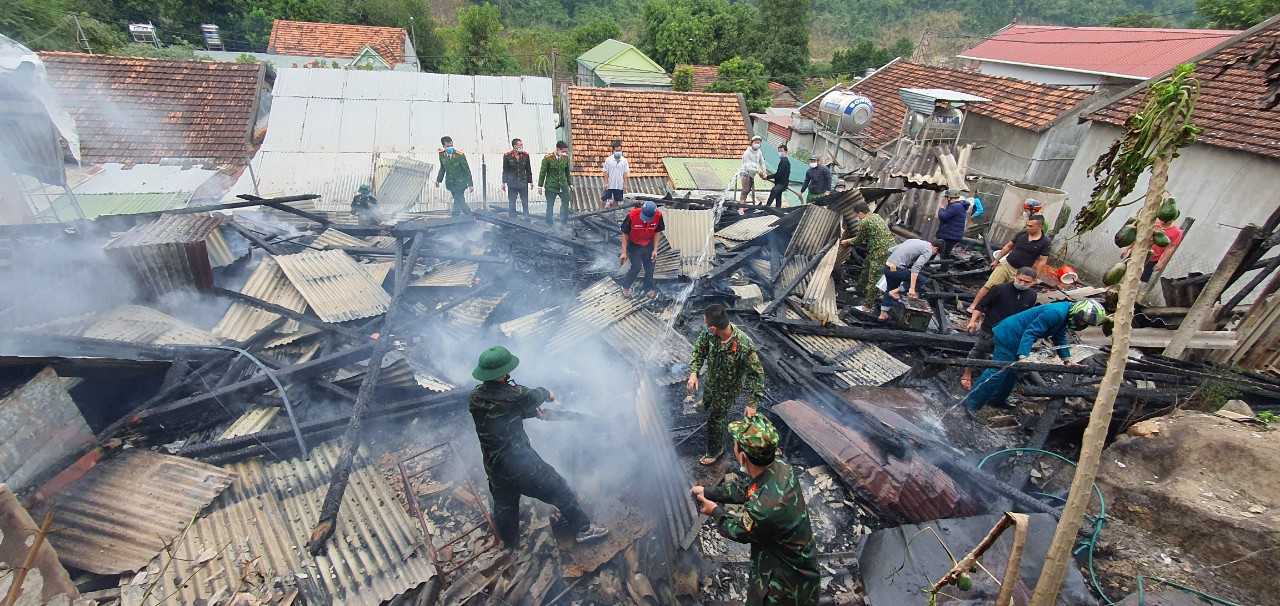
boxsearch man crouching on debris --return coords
[470,346,610,546]
[961,300,1106,421]
[689,304,766,465]
[692,414,820,605]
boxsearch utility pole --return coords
[69,13,92,53]
[912,28,930,63]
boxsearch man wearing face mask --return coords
[691,414,820,606]
[739,136,768,205]
[688,304,766,466]
[435,136,475,217]
[470,346,610,547]
[960,267,1038,390]
[799,156,832,204]
[601,140,629,208]
[539,141,573,225]
[961,299,1106,421]
[502,138,532,216]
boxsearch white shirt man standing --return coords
[601,140,629,208]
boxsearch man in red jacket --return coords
[619,201,665,299]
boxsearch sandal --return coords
[646,290,658,300]
[620,287,634,299]
[699,455,720,466]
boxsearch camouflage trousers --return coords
[486,454,589,546]
[747,572,821,606]
[703,392,737,459]
[858,251,890,309]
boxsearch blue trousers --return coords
[963,343,1021,410]
[880,267,928,311]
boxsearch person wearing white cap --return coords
[619,200,665,299]
[738,135,767,205]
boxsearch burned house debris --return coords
[2,26,1280,606]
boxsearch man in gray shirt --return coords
[879,238,941,321]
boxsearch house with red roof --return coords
[266,20,417,71]
[958,24,1239,91]
[1055,16,1280,293]
[677,64,801,108]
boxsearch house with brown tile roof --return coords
[267,20,415,70]
[38,52,266,167]
[677,64,801,108]
[1055,15,1280,292]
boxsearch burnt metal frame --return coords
[396,442,500,587]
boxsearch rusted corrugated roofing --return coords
[0,368,92,492]
[121,441,434,606]
[39,449,237,575]
[275,250,392,322]
[102,214,223,297]
[410,261,478,287]
[212,256,308,342]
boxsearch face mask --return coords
[444,146,454,154]
[614,151,622,158]
[1013,281,1031,291]
[752,143,761,150]
[556,151,565,158]
[810,162,818,168]
[516,146,523,153]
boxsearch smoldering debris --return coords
[0,192,1273,606]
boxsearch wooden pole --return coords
[1029,150,1171,606]
[2,509,55,606]
[1162,224,1258,360]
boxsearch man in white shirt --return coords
[739,135,767,205]
[601,140,629,208]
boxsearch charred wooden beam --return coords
[324,246,508,264]
[699,245,765,285]
[761,248,833,316]
[227,220,285,255]
[923,357,1197,385]
[331,218,475,237]
[766,318,976,350]
[472,210,597,253]
[1019,384,1191,404]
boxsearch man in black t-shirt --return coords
[970,215,1051,312]
[961,266,1039,390]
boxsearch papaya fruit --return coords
[957,574,974,591]
[1153,230,1172,248]
[1158,197,1180,222]
[1114,224,1137,248]
[1104,262,1126,286]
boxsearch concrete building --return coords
[576,40,671,89]
[1055,16,1280,297]
[958,25,1238,91]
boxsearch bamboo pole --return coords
[1029,150,1171,606]
[2,509,55,606]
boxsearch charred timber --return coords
[324,246,508,264]
[923,357,1198,385]
[1019,384,1192,404]
[227,220,285,255]
[766,318,977,349]
[698,245,765,285]
[211,287,369,342]
[761,248,835,316]
[472,211,597,253]
[329,218,475,237]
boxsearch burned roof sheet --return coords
[22,305,224,347]
[410,261,479,287]
[102,213,223,296]
[661,208,715,277]
[447,294,508,328]
[121,441,435,606]
[716,215,779,243]
[499,306,562,338]
[788,333,910,386]
[0,367,92,492]
[313,227,383,250]
[39,449,237,575]
[783,204,841,258]
[212,256,308,342]
[275,249,392,322]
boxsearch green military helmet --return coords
[472,345,520,381]
[358,184,371,194]
[729,414,779,459]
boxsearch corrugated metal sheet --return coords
[206,226,250,268]
[789,333,910,386]
[661,208,715,277]
[212,257,307,342]
[362,260,394,287]
[401,354,456,392]
[409,261,478,287]
[635,377,699,548]
[602,310,691,386]
[71,162,220,194]
[569,176,669,213]
[121,441,434,606]
[39,449,237,575]
[783,204,841,258]
[498,306,561,338]
[102,214,222,297]
[447,294,507,327]
[0,367,92,492]
[548,278,644,353]
[375,155,435,214]
[798,242,841,324]
[218,407,280,439]
[275,250,392,322]
[22,305,224,347]
[262,325,320,348]
[313,228,380,250]
[41,192,192,221]
[225,151,375,212]
[716,215,779,242]
[662,157,766,191]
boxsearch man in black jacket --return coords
[765,145,791,208]
[502,138,533,216]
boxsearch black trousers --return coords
[507,185,529,215]
[940,238,960,258]
[488,455,589,546]
[765,186,787,208]
[621,241,656,291]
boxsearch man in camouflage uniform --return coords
[350,184,378,226]
[688,304,766,465]
[538,140,573,225]
[435,136,474,217]
[692,414,820,606]
[469,346,609,547]
[839,202,895,313]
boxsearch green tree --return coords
[110,41,200,59]
[446,3,518,75]
[1106,11,1177,26]
[706,56,771,113]
[1194,0,1280,28]
[830,37,911,75]
[562,18,621,61]
[671,65,694,90]
[639,0,753,70]
[756,0,809,88]
[241,7,273,49]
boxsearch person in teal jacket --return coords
[962,300,1106,420]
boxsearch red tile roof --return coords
[1090,18,1280,160]
[768,81,799,108]
[960,25,1240,80]
[799,61,1093,150]
[268,20,407,65]
[678,64,799,106]
[38,52,262,166]
[566,86,750,176]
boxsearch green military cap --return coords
[358,184,371,193]
[472,345,519,381]
[728,414,779,459]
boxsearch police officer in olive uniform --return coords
[692,414,820,606]
[435,136,474,217]
[469,346,609,547]
[538,140,573,226]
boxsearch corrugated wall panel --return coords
[337,99,379,152]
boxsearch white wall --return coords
[1057,122,1280,295]
[972,61,1108,89]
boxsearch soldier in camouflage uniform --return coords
[840,202,895,312]
[469,346,609,547]
[688,304,766,465]
[435,136,475,217]
[692,414,820,606]
[538,140,573,225]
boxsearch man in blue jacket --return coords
[936,188,970,259]
[961,300,1106,421]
